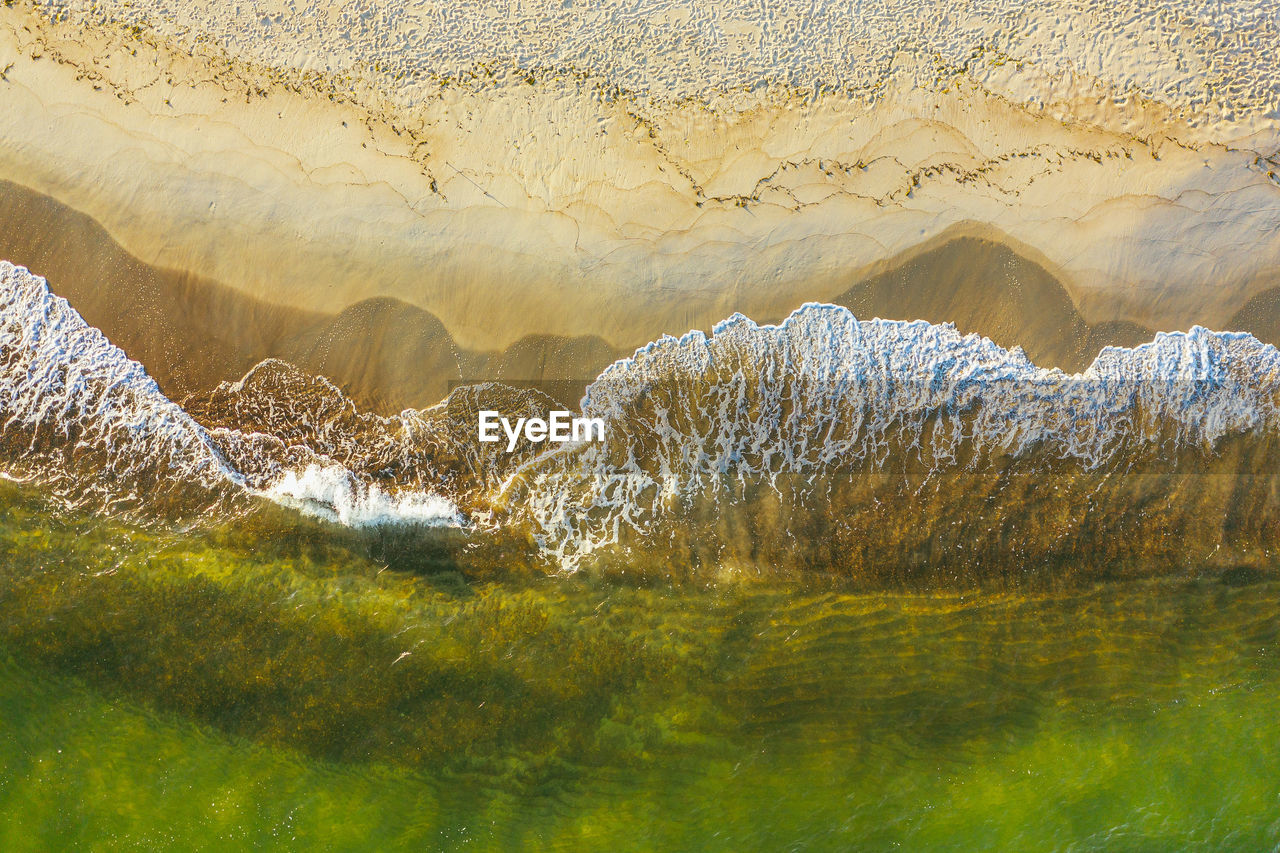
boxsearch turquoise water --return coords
[1,487,1279,850]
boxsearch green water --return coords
[1,485,1279,850]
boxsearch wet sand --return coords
[833,231,1158,372]
[0,179,623,410]
[3,0,1280,379]
[11,175,1280,414]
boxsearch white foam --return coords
[259,464,464,528]
[6,255,1280,565]
[0,260,242,511]
[0,261,467,528]
[509,303,1280,567]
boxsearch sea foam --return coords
[0,261,241,512]
[259,464,463,528]
[504,304,1280,567]
[0,261,463,525]
[6,258,1280,577]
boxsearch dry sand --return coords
[3,0,1280,404]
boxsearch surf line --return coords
[478,410,605,452]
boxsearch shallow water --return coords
[1,486,1278,850]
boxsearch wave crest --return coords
[5,260,1280,583]
[0,262,240,514]
[501,305,1280,576]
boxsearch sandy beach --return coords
[7,7,1280,845]
[2,0,1280,403]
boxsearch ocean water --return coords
[4,259,1280,848]
[7,259,1280,582]
[1,485,1279,850]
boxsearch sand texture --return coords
[2,0,1280,404]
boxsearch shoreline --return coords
[3,2,1280,360]
[9,174,1280,412]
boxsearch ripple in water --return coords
[5,258,1280,583]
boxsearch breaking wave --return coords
[0,262,241,515]
[0,261,463,524]
[501,307,1280,576]
[257,464,463,528]
[5,259,1280,583]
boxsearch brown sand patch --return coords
[0,180,622,411]
[832,235,1157,372]
[8,178,1280,419]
